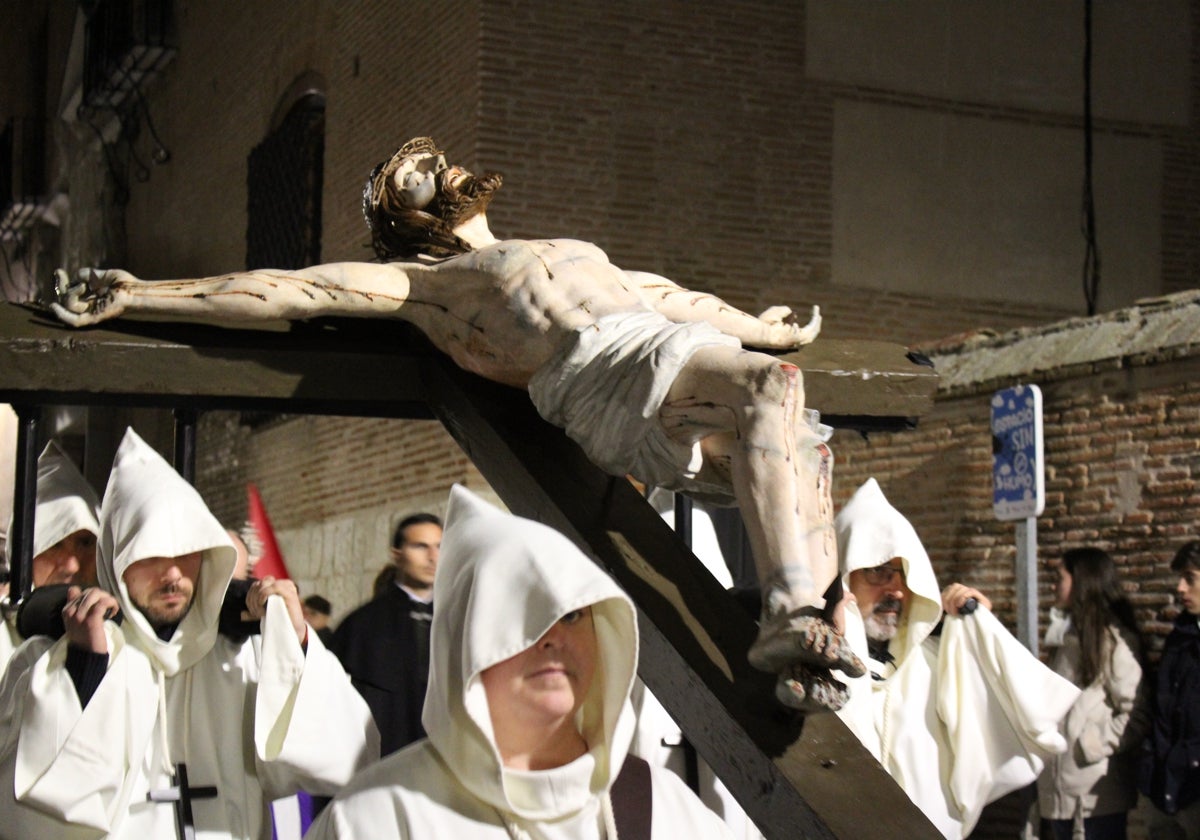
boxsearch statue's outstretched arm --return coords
[625,270,820,349]
[52,262,414,327]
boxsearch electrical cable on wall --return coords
[1081,0,1101,316]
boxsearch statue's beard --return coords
[432,169,503,230]
[368,164,505,259]
[863,596,903,642]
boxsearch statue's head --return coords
[362,137,503,260]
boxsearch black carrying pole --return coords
[173,408,197,484]
[10,406,38,601]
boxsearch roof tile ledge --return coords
[918,289,1200,395]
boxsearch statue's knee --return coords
[748,361,802,405]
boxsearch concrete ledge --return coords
[921,290,1200,395]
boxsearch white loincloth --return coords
[528,311,740,501]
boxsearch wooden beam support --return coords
[0,304,435,418]
[0,303,937,428]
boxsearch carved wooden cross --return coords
[146,762,218,840]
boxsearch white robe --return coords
[309,485,734,840]
[834,478,1080,839]
[0,617,17,672]
[0,428,379,839]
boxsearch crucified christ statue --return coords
[53,137,864,712]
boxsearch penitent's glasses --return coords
[860,564,906,586]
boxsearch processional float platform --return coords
[0,301,942,839]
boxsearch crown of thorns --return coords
[361,137,444,234]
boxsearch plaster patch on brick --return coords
[1112,453,1146,518]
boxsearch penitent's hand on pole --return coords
[52,267,134,327]
[941,582,991,616]
[62,585,121,654]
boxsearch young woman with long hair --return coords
[1038,547,1146,840]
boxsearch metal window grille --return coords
[81,0,174,114]
[245,96,325,270]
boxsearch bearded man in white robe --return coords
[833,478,1080,839]
[0,428,379,839]
[2,441,102,672]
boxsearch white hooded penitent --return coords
[309,485,736,840]
[3,439,101,569]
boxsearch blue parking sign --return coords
[991,384,1044,520]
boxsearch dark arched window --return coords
[245,90,325,270]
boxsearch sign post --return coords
[991,384,1044,653]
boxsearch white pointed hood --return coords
[836,477,942,661]
[97,428,235,675]
[422,485,638,822]
[4,440,101,567]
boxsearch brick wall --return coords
[1163,2,1200,293]
[118,0,1159,330]
[320,0,483,264]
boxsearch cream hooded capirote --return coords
[834,478,1079,840]
[0,428,378,840]
[3,439,101,568]
[2,441,102,670]
[309,485,735,840]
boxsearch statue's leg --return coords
[658,347,864,703]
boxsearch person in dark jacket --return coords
[330,513,442,756]
[303,594,335,645]
[1141,540,1200,839]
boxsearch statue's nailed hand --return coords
[51,268,132,326]
[758,304,822,348]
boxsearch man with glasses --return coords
[832,478,1079,840]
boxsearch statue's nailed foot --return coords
[748,607,865,678]
[775,664,849,713]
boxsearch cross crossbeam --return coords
[147,762,218,840]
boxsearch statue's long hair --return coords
[362,138,502,261]
[1062,547,1141,686]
